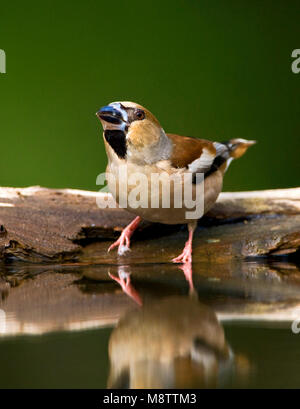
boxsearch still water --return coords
[0,261,300,389]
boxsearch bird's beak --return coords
[96,105,126,126]
[245,140,257,146]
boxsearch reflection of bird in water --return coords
[107,296,236,389]
[108,267,143,306]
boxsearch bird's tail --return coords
[206,138,256,177]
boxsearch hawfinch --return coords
[96,101,255,263]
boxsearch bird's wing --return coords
[167,134,229,176]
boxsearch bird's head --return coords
[226,138,256,159]
[96,101,172,164]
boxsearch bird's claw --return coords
[108,233,131,255]
[172,247,192,264]
[107,216,141,256]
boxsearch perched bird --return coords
[96,101,255,263]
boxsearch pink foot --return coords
[172,243,192,263]
[108,232,131,256]
[172,222,196,264]
[108,216,141,256]
[109,269,142,306]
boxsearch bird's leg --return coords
[108,216,141,256]
[109,267,143,306]
[172,221,197,264]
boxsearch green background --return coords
[0,0,299,192]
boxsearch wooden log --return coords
[0,186,299,263]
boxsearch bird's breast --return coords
[106,161,223,224]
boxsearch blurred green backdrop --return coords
[0,0,299,192]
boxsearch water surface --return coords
[0,261,300,388]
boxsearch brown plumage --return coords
[168,133,216,169]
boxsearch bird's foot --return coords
[172,243,192,264]
[107,216,141,256]
[109,269,142,306]
[108,232,131,256]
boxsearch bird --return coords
[96,101,256,263]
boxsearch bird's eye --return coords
[134,109,145,120]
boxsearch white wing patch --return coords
[188,148,216,173]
